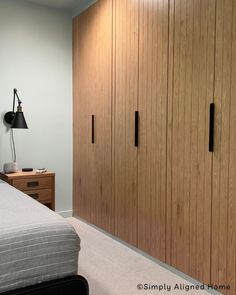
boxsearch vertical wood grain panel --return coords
[227,2,236,290]
[166,0,174,266]
[73,0,113,233]
[137,0,168,262]
[73,14,91,222]
[112,0,139,246]
[88,0,113,233]
[203,0,216,282]
[167,0,215,284]
[227,1,236,292]
[212,0,236,293]
[182,0,193,273]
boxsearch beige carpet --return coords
[68,217,218,295]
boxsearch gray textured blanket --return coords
[0,181,80,293]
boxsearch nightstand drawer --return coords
[12,177,52,191]
[25,189,53,204]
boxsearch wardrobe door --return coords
[167,0,215,283]
[113,0,139,246]
[212,0,236,293]
[73,0,113,233]
[73,14,91,221]
[87,0,113,233]
[137,0,168,262]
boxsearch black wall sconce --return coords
[3,89,28,173]
[4,88,28,129]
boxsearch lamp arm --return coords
[13,90,16,112]
[13,89,22,112]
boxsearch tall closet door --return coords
[73,0,113,233]
[137,0,169,262]
[211,0,236,293]
[167,0,215,283]
[113,0,139,246]
[73,14,91,221]
[86,0,113,233]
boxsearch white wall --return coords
[0,0,72,215]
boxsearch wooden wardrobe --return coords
[73,0,236,294]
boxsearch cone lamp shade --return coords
[11,106,28,129]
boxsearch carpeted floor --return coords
[68,217,216,295]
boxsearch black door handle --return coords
[92,115,95,144]
[134,111,139,147]
[209,103,215,152]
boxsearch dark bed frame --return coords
[1,275,89,295]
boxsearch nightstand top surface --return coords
[0,170,55,179]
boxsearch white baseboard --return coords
[57,210,73,218]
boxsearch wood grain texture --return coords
[166,0,175,266]
[73,13,91,222]
[167,0,215,284]
[137,0,168,262]
[25,189,53,204]
[0,171,54,179]
[212,0,236,294]
[73,0,113,233]
[112,0,139,246]
[12,177,52,191]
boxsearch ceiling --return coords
[25,0,96,15]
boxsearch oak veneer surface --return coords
[12,177,52,191]
[167,0,215,284]
[89,0,113,233]
[112,0,139,246]
[73,13,91,222]
[137,0,168,262]
[211,0,236,294]
[73,0,113,233]
[25,189,53,204]
[0,171,54,179]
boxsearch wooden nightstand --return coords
[0,170,55,210]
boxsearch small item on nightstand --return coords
[36,168,47,174]
[22,168,33,172]
[3,162,18,173]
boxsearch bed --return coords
[0,180,88,294]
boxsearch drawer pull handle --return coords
[134,111,139,147]
[209,103,215,152]
[27,181,39,188]
[92,115,95,144]
[28,193,39,200]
